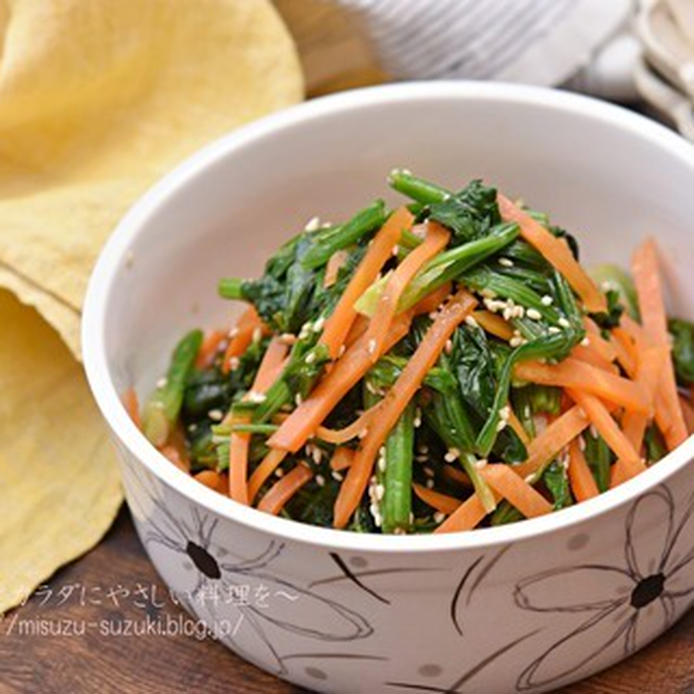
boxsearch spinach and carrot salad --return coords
[123,171,694,534]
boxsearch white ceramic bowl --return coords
[83,83,694,694]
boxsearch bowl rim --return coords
[82,80,694,554]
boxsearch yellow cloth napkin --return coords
[0,0,302,613]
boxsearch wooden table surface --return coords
[1,507,692,694]
[2,4,692,693]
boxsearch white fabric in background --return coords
[338,0,633,94]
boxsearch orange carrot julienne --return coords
[514,358,650,414]
[631,239,688,449]
[195,470,228,494]
[195,330,228,369]
[344,314,370,348]
[480,464,553,518]
[247,448,288,503]
[583,317,618,362]
[472,310,514,341]
[229,338,289,504]
[570,343,618,373]
[320,207,414,359]
[442,465,473,488]
[679,395,694,434]
[611,327,638,378]
[507,408,530,446]
[566,388,645,477]
[568,439,599,501]
[364,221,450,360]
[257,464,313,515]
[324,249,349,288]
[222,306,265,373]
[497,194,606,312]
[412,483,461,515]
[515,405,590,479]
[315,403,381,444]
[122,387,141,429]
[269,311,413,453]
[434,493,492,533]
[412,282,452,315]
[333,289,477,529]
[329,446,355,472]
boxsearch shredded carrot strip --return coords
[257,464,313,515]
[515,406,590,479]
[412,282,453,315]
[195,330,227,369]
[229,338,289,505]
[679,395,694,434]
[434,493,492,533]
[269,312,413,453]
[194,470,228,494]
[480,464,553,518]
[247,448,288,503]
[611,326,637,378]
[570,343,618,373]
[472,310,514,341]
[583,317,618,362]
[315,403,381,444]
[329,446,355,471]
[333,290,477,528]
[320,207,414,359]
[507,408,530,446]
[365,221,450,360]
[324,249,349,288]
[497,194,606,312]
[122,387,141,429]
[344,314,369,348]
[412,483,461,515]
[566,388,645,477]
[568,439,599,501]
[514,358,650,414]
[442,465,472,488]
[631,239,688,450]
[222,306,264,374]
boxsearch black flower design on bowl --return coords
[514,485,694,690]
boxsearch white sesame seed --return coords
[499,405,511,421]
[188,423,198,432]
[304,216,321,231]
[581,337,590,347]
[526,308,542,321]
[419,444,429,454]
[423,466,435,478]
[548,326,561,334]
[279,333,296,345]
[445,339,453,354]
[433,511,446,523]
[474,458,488,470]
[480,289,497,299]
[294,393,303,406]
[558,317,571,328]
[358,428,369,439]
[465,315,479,328]
[252,327,262,342]
[366,381,377,395]
[305,352,316,364]
[392,245,399,256]
[498,257,514,267]
[229,356,240,370]
[375,484,385,501]
[496,419,507,432]
[207,409,223,421]
[590,424,599,438]
[541,295,553,306]
[367,339,377,355]
[524,474,535,483]
[377,456,386,473]
[229,327,239,338]
[331,470,343,481]
[425,479,435,489]
[510,336,525,347]
[315,474,325,487]
[247,390,266,404]
[415,455,429,463]
[313,317,325,332]
[444,448,459,463]
[578,436,586,452]
[156,376,168,389]
[275,468,284,477]
[338,344,346,357]
[413,416,422,428]
[312,446,322,464]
